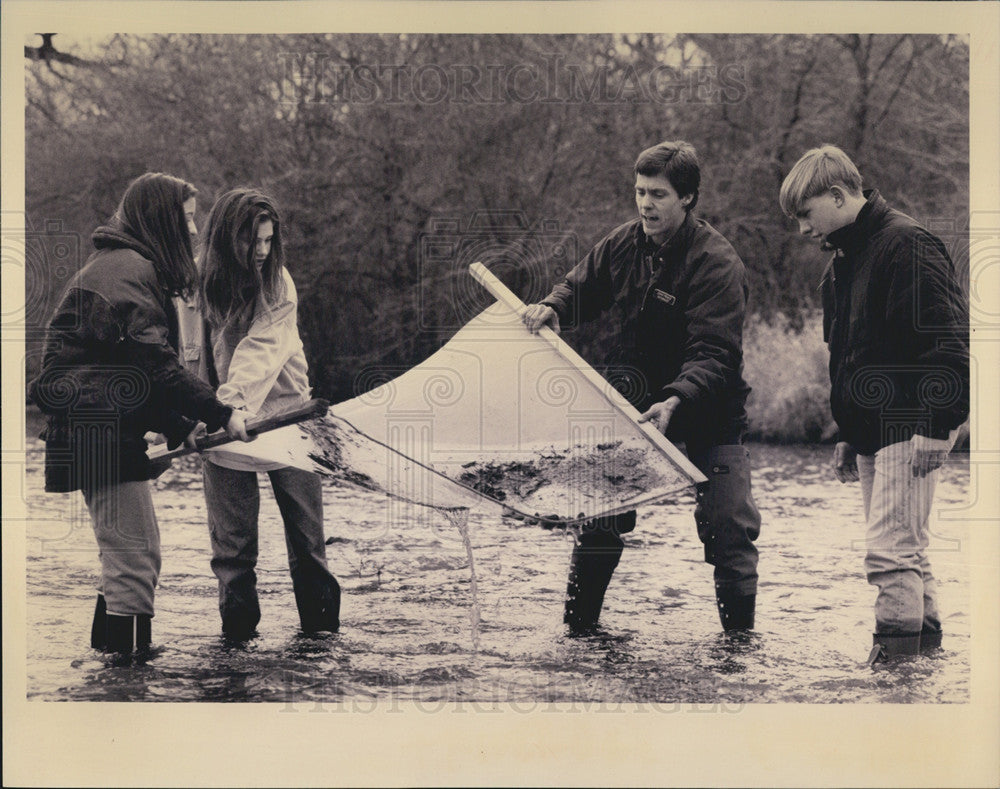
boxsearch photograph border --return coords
[3,2,999,787]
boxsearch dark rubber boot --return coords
[90,594,108,650]
[296,576,342,634]
[221,608,260,641]
[564,529,625,634]
[105,613,152,664]
[717,592,756,632]
[920,627,943,653]
[866,632,921,666]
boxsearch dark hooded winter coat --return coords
[29,226,232,492]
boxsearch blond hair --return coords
[779,145,863,217]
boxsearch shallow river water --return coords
[23,441,971,704]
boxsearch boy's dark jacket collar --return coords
[825,189,886,254]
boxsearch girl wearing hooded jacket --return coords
[198,188,341,640]
[30,172,250,662]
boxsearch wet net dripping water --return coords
[441,508,481,652]
[298,414,484,650]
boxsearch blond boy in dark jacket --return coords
[780,145,969,662]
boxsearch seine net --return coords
[206,294,703,524]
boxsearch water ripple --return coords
[22,441,971,704]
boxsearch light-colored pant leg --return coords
[919,554,941,631]
[82,480,160,617]
[857,441,940,634]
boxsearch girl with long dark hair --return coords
[30,172,251,662]
[198,187,340,639]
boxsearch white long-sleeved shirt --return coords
[206,268,312,471]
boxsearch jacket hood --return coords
[92,224,157,262]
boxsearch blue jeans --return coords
[82,480,161,617]
[858,442,941,634]
[203,461,340,634]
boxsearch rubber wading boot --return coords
[564,530,625,634]
[297,577,342,634]
[221,609,260,642]
[920,627,943,653]
[105,613,152,664]
[716,592,756,632]
[90,593,108,650]
[866,632,921,666]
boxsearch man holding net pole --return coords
[523,140,762,635]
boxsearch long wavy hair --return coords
[199,188,286,330]
[110,172,199,297]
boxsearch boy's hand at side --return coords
[833,441,859,483]
[910,434,955,478]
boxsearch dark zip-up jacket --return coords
[821,190,969,454]
[29,226,233,492]
[542,213,751,446]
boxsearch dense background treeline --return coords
[23,33,969,441]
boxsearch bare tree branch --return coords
[873,40,933,130]
[24,33,101,68]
